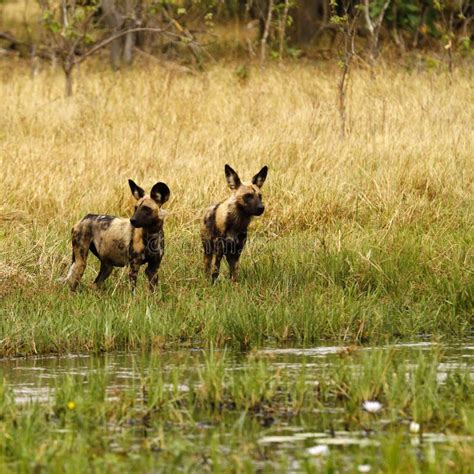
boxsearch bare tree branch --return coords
[74,27,185,65]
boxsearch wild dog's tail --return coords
[62,228,76,282]
[63,228,76,283]
[71,228,76,263]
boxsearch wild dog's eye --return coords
[141,206,152,213]
[243,194,254,203]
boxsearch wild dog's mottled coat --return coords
[67,180,170,291]
[201,164,268,282]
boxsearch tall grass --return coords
[0,59,472,355]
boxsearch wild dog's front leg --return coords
[227,234,245,283]
[226,254,240,282]
[129,261,141,292]
[145,261,160,291]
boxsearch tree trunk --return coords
[122,0,136,66]
[64,65,73,97]
[293,0,322,44]
[260,0,274,65]
[102,0,124,70]
[278,0,290,61]
[123,30,135,65]
[412,4,427,49]
[391,1,405,54]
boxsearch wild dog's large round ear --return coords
[129,179,145,200]
[251,166,268,188]
[150,182,170,205]
[224,164,241,190]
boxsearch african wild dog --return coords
[201,164,268,283]
[66,180,170,292]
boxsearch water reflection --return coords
[1,340,473,404]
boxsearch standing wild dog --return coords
[66,180,170,292]
[201,164,268,283]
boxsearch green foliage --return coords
[40,1,101,44]
[330,13,349,26]
[234,63,249,81]
[286,47,302,58]
[42,10,61,34]
[368,0,389,19]
[459,35,471,52]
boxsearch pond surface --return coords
[2,341,473,403]
[1,340,473,471]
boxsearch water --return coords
[3,341,473,403]
[1,340,473,471]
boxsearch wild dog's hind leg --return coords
[204,253,212,276]
[203,240,213,276]
[67,226,92,291]
[129,261,140,293]
[211,248,223,284]
[94,261,113,288]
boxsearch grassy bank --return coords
[0,61,473,356]
[1,347,473,472]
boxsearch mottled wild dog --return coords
[67,180,170,292]
[201,164,268,283]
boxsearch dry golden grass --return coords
[0,58,472,353]
[1,59,472,229]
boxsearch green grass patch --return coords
[1,222,472,356]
